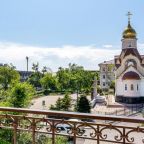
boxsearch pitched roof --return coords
[99,60,114,65]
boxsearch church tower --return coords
[115,12,144,104]
[122,12,137,49]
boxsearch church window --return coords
[103,75,105,79]
[103,82,105,86]
[125,84,127,91]
[131,84,134,91]
[137,84,138,91]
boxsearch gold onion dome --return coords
[122,22,137,39]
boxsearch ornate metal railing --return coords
[0,107,143,144]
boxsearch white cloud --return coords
[0,42,123,71]
[103,45,113,48]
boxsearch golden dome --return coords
[122,22,137,39]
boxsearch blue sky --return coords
[0,0,144,71]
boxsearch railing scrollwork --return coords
[0,107,143,144]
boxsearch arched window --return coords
[125,84,127,91]
[131,84,134,91]
[125,59,137,68]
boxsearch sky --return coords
[0,0,144,71]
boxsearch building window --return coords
[102,67,105,72]
[137,84,138,91]
[103,75,105,79]
[103,82,105,86]
[131,84,134,91]
[125,84,127,91]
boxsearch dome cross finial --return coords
[126,11,132,24]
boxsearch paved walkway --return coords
[30,94,91,110]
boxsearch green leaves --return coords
[50,93,71,111]
[0,65,20,90]
[40,73,58,91]
[8,82,35,108]
[76,95,91,113]
[56,63,98,93]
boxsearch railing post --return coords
[32,118,36,144]
[97,125,100,144]
[73,123,76,144]
[13,118,18,144]
[52,120,55,144]
[123,127,126,144]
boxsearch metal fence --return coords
[0,107,143,144]
[96,104,144,117]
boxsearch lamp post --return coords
[26,56,29,72]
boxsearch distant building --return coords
[98,60,115,89]
[18,71,33,82]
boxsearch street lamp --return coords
[26,56,29,72]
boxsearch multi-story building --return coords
[99,60,115,89]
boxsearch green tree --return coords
[8,82,35,108]
[40,73,58,92]
[28,72,42,88]
[28,62,42,88]
[76,95,91,113]
[0,129,12,144]
[50,94,71,111]
[61,93,71,111]
[56,67,71,91]
[50,97,63,111]
[110,80,115,93]
[18,133,68,144]
[0,65,20,90]
[56,63,99,94]
[32,62,39,72]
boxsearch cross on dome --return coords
[126,12,132,24]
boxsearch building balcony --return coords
[0,107,143,144]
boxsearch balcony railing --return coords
[0,107,143,144]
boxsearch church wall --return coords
[116,55,144,77]
[115,78,123,96]
[123,80,140,97]
[139,79,144,97]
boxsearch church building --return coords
[99,12,144,104]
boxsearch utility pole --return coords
[26,56,29,72]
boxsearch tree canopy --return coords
[40,73,58,91]
[56,63,98,94]
[8,82,35,108]
[0,65,20,90]
[50,93,72,111]
[76,95,91,113]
